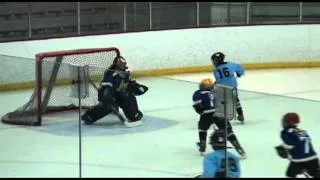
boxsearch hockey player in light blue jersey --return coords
[211,52,245,123]
[200,129,241,178]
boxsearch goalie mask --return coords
[282,112,300,129]
[199,78,215,91]
[211,52,225,67]
[113,56,128,71]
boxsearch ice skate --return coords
[235,147,247,159]
[237,115,245,124]
[197,142,206,156]
[124,119,143,127]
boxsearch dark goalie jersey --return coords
[100,69,131,93]
[281,128,318,162]
[192,89,216,115]
[99,69,148,101]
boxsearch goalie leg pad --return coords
[119,94,143,123]
[98,86,114,104]
[82,103,112,124]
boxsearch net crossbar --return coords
[1,47,120,126]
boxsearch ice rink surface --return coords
[0,68,319,178]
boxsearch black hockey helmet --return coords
[210,129,227,150]
[282,112,300,129]
[211,52,225,66]
[113,56,128,71]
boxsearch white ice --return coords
[0,68,319,178]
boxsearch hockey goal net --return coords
[1,47,120,126]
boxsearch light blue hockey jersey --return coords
[213,62,245,88]
[201,150,241,178]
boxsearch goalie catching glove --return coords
[127,80,148,96]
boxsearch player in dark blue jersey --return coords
[192,78,246,158]
[81,56,148,127]
[211,52,245,123]
[275,112,320,178]
[199,129,241,178]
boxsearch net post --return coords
[73,64,90,178]
[41,56,64,113]
[77,65,82,178]
[71,64,89,178]
[214,84,237,178]
[35,55,42,126]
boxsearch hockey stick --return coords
[110,105,126,124]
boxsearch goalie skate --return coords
[117,109,143,127]
[124,119,143,127]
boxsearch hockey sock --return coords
[236,107,243,116]
[199,130,207,144]
[227,133,242,149]
[236,98,244,116]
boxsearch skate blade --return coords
[238,120,245,124]
[240,154,247,159]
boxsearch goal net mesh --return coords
[1,47,120,126]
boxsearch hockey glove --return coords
[193,104,204,114]
[275,145,289,159]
